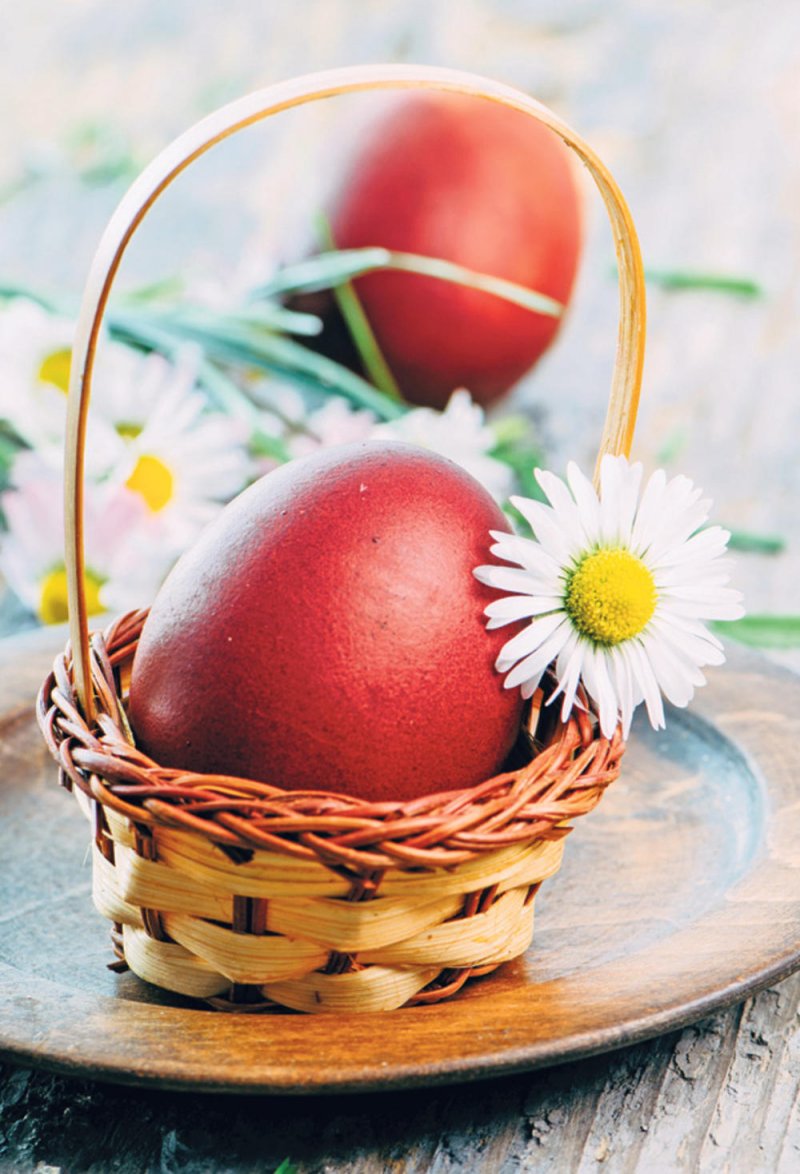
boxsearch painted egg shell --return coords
[128,441,524,802]
[325,91,583,409]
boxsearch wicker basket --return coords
[37,64,644,1014]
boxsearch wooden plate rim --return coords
[1,630,798,1096]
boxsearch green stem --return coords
[642,268,762,297]
[315,214,404,402]
[725,528,785,555]
[712,615,800,649]
[257,248,563,318]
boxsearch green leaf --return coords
[655,426,689,466]
[118,276,187,305]
[109,307,405,421]
[65,118,142,187]
[250,428,291,464]
[490,414,534,448]
[106,312,261,424]
[0,427,24,490]
[256,247,392,296]
[712,615,800,649]
[233,303,323,337]
[315,214,403,402]
[643,267,763,298]
[490,427,546,504]
[163,301,322,339]
[490,419,548,535]
[273,1161,297,1174]
[725,529,785,555]
[256,247,563,318]
[0,283,62,312]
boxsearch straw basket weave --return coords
[37,64,644,1014]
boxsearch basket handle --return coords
[65,63,646,720]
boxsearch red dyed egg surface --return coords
[128,442,524,802]
[326,92,583,409]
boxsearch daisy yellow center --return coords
[565,548,656,645]
[126,453,174,512]
[39,566,105,626]
[38,348,72,394]
[116,421,143,440]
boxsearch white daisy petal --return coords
[566,461,602,545]
[641,632,702,708]
[619,460,644,532]
[553,627,580,682]
[649,615,725,667]
[662,595,745,622]
[509,496,572,564]
[520,670,547,700]
[612,644,637,739]
[484,595,563,629]
[495,611,566,672]
[584,646,619,738]
[657,612,725,653]
[651,525,731,569]
[630,467,668,555]
[626,638,666,730]
[553,634,586,721]
[474,564,554,596]
[502,619,571,692]
[599,454,624,546]
[487,532,563,581]
[534,468,590,553]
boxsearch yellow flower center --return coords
[116,421,144,440]
[39,566,105,626]
[125,453,174,512]
[565,548,656,645]
[37,348,72,394]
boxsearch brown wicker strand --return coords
[39,612,624,876]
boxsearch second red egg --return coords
[322,91,584,409]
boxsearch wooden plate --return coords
[1,627,798,1095]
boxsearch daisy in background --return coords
[285,395,377,460]
[0,453,169,625]
[0,298,74,451]
[0,296,131,478]
[374,389,514,504]
[99,345,253,556]
[474,454,744,739]
[250,385,515,503]
[0,323,253,623]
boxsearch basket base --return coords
[112,882,540,1013]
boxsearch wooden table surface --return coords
[2,2,799,1171]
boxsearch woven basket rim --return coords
[38,608,625,877]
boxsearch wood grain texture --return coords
[1,981,799,1172]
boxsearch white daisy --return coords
[373,389,514,503]
[0,298,74,445]
[104,348,253,554]
[0,452,168,624]
[286,396,377,460]
[473,454,745,739]
[0,297,122,475]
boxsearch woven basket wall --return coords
[39,611,624,1012]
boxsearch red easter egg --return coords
[128,442,524,802]
[319,91,583,409]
